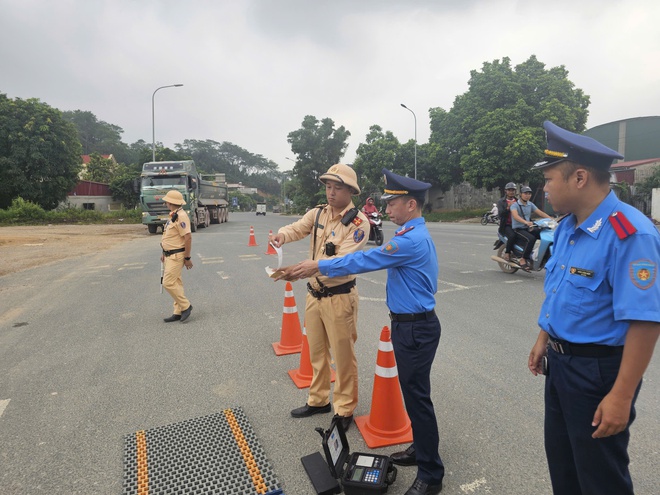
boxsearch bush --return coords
[0,197,141,225]
[0,197,47,224]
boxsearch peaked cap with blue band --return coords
[381,168,431,201]
[532,120,624,170]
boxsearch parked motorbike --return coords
[491,217,558,273]
[481,204,499,225]
[367,212,384,246]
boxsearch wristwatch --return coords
[184,257,191,261]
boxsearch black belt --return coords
[389,310,436,322]
[548,337,623,358]
[162,247,185,257]
[307,279,356,299]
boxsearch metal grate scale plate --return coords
[123,407,283,495]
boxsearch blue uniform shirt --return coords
[318,216,438,314]
[539,191,660,345]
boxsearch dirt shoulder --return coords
[0,224,148,277]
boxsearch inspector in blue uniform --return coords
[311,169,445,495]
[528,121,660,495]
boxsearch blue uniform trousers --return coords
[391,316,444,484]
[544,349,641,495]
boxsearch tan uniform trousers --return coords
[304,287,359,417]
[163,252,190,315]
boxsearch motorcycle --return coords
[491,217,558,273]
[481,204,499,225]
[367,211,384,246]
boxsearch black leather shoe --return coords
[164,314,181,323]
[290,403,331,418]
[333,414,353,432]
[180,305,193,322]
[404,477,443,495]
[390,444,417,466]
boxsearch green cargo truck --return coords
[139,160,228,234]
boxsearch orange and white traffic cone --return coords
[288,320,335,388]
[265,230,277,255]
[248,226,258,246]
[272,282,303,356]
[355,326,413,448]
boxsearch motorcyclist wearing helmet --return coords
[510,186,552,271]
[362,197,379,217]
[496,182,518,261]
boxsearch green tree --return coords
[287,115,351,208]
[62,110,132,164]
[109,168,141,208]
[635,166,660,195]
[0,94,82,209]
[82,152,119,184]
[353,125,399,200]
[429,55,590,191]
[175,139,281,196]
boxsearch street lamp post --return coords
[152,84,183,162]
[400,103,417,179]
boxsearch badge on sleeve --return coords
[381,240,399,255]
[353,229,365,243]
[352,217,363,227]
[180,222,187,229]
[629,259,656,289]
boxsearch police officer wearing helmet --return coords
[279,169,445,495]
[269,164,369,432]
[528,121,660,494]
[160,190,193,323]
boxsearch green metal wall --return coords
[584,116,660,161]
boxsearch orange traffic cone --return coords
[265,230,277,255]
[248,226,258,246]
[288,320,335,388]
[355,326,413,448]
[272,282,303,355]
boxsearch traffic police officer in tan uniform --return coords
[160,190,193,323]
[270,164,368,431]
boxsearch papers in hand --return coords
[265,242,284,278]
[265,266,285,278]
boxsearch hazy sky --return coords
[2,0,658,170]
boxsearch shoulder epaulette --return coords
[608,211,637,240]
[352,216,363,227]
[315,204,327,209]
[395,226,415,236]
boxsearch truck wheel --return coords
[190,214,197,232]
[148,224,158,234]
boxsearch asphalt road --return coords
[1,212,658,495]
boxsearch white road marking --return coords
[118,262,147,271]
[460,477,489,493]
[360,296,386,302]
[217,271,230,280]
[0,399,10,418]
[202,260,225,264]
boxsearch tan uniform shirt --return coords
[161,209,192,250]
[278,203,369,289]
